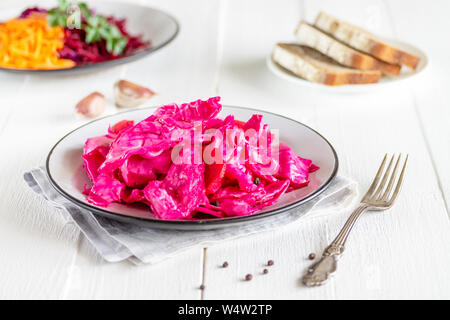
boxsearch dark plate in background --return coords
[0,0,179,74]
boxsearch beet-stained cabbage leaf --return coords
[82,97,319,220]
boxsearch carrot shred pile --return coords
[0,16,76,70]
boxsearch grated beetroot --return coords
[19,7,47,18]
[59,16,150,65]
[19,6,149,65]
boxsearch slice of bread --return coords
[314,12,420,69]
[272,43,382,86]
[295,22,401,75]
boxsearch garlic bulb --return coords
[113,80,154,108]
[75,92,106,118]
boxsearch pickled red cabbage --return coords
[82,97,319,220]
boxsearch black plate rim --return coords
[45,105,339,230]
[0,4,180,74]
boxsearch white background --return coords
[0,0,449,299]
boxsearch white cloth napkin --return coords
[24,167,358,265]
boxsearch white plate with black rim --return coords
[46,106,338,230]
[0,0,179,74]
[267,39,429,93]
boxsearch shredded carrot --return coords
[0,16,75,70]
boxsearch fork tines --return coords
[362,154,408,206]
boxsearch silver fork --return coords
[302,154,408,287]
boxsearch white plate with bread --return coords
[269,12,428,92]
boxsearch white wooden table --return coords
[0,0,449,299]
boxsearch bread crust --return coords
[295,22,401,75]
[314,12,420,69]
[273,43,381,86]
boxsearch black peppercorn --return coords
[254,177,261,185]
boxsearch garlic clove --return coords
[114,80,155,108]
[75,92,106,118]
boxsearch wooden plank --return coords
[0,0,449,300]
[385,0,450,215]
[0,0,221,299]
[0,94,89,299]
[203,0,450,299]
[65,238,204,299]
[63,0,223,298]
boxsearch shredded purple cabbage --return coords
[83,97,319,220]
[19,7,47,18]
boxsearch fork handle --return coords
[302,204,369,286]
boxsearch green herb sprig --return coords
[47,0,128,55]
[47,0,71,27]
